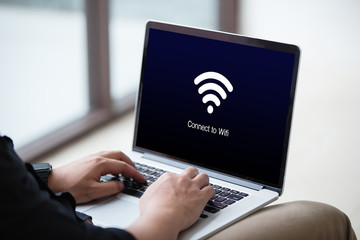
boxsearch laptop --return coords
[77,21,300,239]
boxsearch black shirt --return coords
[0,136,135,240]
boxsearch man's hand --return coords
[48,151,146,204]
[126,167,215,240]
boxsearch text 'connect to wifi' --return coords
[187,120,230,137]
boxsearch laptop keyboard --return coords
[100,162,248,218]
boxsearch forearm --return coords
[48,167,66,193]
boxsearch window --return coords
[109,0,218,100]
[0,0,237,162]
[0,0,88,149]
[238,1,360,107]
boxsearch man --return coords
[0,136,357,239]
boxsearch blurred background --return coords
[1,0,359,235]
[0,0,218,157]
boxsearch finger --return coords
[99,159,146,183]
[92,181,125,200]
[96,151,136,168]
[202,185,216,200]
[193,172,210,188]
[181,166,199,179]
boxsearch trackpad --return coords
[84,198,139,229]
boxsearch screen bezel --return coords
[133,21,300,194]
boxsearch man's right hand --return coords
[126,167,214,240]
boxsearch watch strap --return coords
[32,163,52,185]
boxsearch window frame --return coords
[18,0,238,162]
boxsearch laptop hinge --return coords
[142,153,264,191]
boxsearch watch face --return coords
[33,163,52,172]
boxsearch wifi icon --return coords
[194,71,233,114]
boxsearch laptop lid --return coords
[133,21,300,194]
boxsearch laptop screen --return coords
[134,22,300,190]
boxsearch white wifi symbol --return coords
[194,71,234,114]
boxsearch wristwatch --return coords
[32,163,52,185]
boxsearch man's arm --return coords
[0,136,136,239]
[47,151,214,239]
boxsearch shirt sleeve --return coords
[0,136,136,240]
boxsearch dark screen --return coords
[135,26,298,188]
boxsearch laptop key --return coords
[223,199,236,205]
[123,188,143,198]
[204,205,220,213]
[218,191,230,197]
[239,192,249,197]
[227,194,243,201]
[214,188,222,194]
[212,184,222,189]
[214,196,227,202]
[139,186,148,192]
[208,201,227,209]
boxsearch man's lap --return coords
[207,201,357,240]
